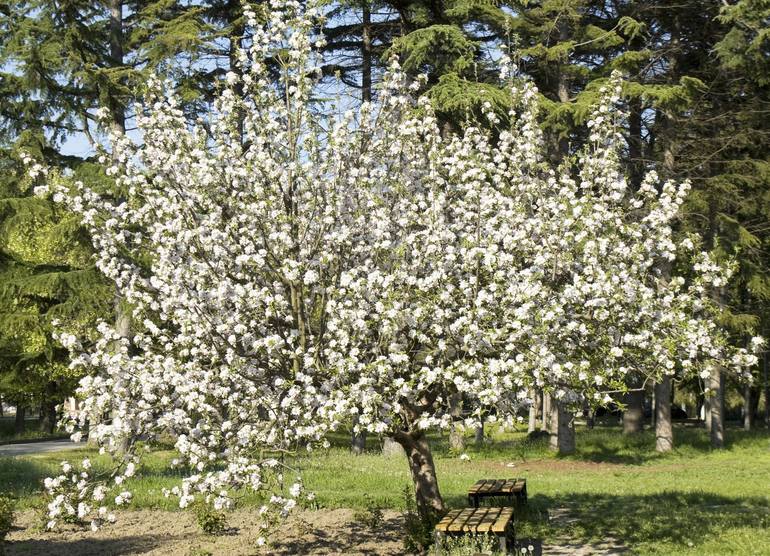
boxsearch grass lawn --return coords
[0,417,66,444]
[2,423,770,554]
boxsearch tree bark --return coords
[710,367,725,448]
[108,0,125,136]
[762,352,770,425]
[361,1,372,103]
[549,399,575,454]
[14,405,26,434]
[40,402,57,434]
[351,414,366,455]
[394,430,445,518]
[623,383,645,434]
[743,383,752,431]
[448,393,465,452]
[654,376,673,452]
[528,389,538,433]
[474,422,484,445]
[382,436,405,457]
[542,392,551,432]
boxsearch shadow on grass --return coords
[570,426,769,465]
[0,458,55,500]
[6,534,180,556]
[514,490,770,551]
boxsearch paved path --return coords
[0,439,86,457]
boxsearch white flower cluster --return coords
[30,0,761,536]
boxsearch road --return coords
[0,439,86,457]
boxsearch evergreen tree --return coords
[0,0,212,423]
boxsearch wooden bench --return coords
[468,478,527,508]
[434,507,514,552]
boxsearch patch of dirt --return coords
[5,508,406,556]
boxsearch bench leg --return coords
[434,530,444,552]
[498,533,508,554]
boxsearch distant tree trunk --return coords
[703,387,711,430]
[448,393,465,452]
[628,97,644,190]
[40,384,58,435]
[542,392,551,432]
[382,436,406,457]
[474,422,484,445]
[14,405,26,434]
[361,1,372,103]
[743,383,753,431]
[351,414,366,455]
[710,368,725,448]
[549,399,575,454]
[654,376,673,452]
[528,389,539,433]
[623,383,645,434]
[393,430,445,519]
[762,352,770,425]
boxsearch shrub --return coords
[401,485,440,553]
[434,534,501,555]
[192,502,227,535]
[353,494,384,529]
[0,494,15,549]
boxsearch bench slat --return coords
[467,480,486,494]
[475,507,501,533]
[447,508,476,532]
[435,509,462,532]
[500,479,516,493]
[463,507,489,532]
[491,507,514,533]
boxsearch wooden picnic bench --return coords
[434,507,514,552]
[467,478,527,508]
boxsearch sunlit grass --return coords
[2,424,770,554]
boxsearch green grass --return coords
[2,424,770,554]
[0,416,66,444]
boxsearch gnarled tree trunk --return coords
[394,430,445,518]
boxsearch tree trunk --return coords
[703,387,711,430]
[542,392,551,432]
[14,405,26,434]
[623,378,645,434]
[528,389,538,433]
[654,376,673,452]
[382,436,406,458]
[394,430,445,518]
[361,1,372,103]
[448,392,465,453]
[710,367,725,448]
[743,383,753,431]
[40,401,57,435]
[474,422,484,445]
[351,414,366,455]
[549,399,575,454]
[108,0,125,136]
[762,352,770,425]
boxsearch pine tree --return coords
[0,0,212,424]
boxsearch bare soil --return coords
[5,508,407,555]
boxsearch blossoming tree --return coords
[31,0,760,533]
